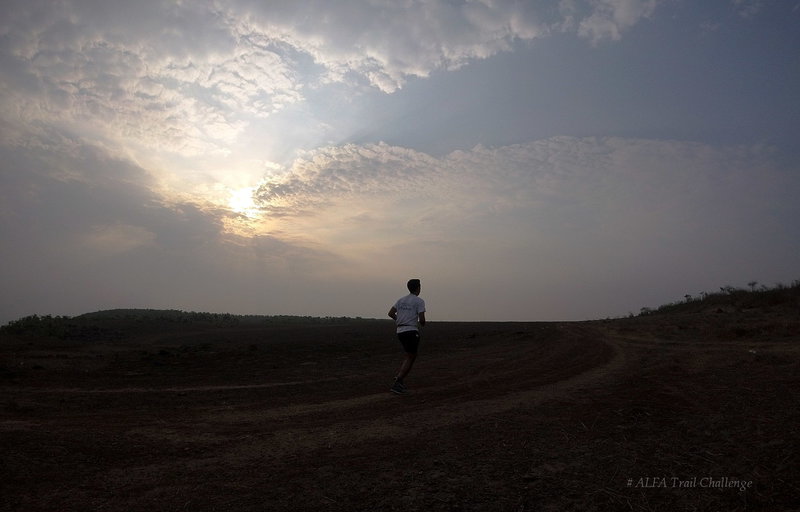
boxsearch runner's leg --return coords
[396,353,416,381]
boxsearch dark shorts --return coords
[397,330,420,354]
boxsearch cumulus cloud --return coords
[227,0,549,93]
[254,136,786,228]
[0,0,662,164]
[242,136,800,319]
[0,1,305,159]
[253,143,441,214]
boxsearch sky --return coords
[1,0,799,324]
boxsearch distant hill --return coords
[636,281,800,317]
[613,280,800,344]
[75,308,240,324]
[0,308,383,341]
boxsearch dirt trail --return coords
[192,324,622,446]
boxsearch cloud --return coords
[253,142,441,213]
[255,136,786,230]
[731,0,765,18]
[243,136,799,319]
[228,0,550,93]
[575,0,659,43]
[0,0,661,164]
[1,124,797,322]
[0,0,303,159]
[232,0,665,92]
[0,0,676,213]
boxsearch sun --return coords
[227,186,260,218]
[222,185,272,237]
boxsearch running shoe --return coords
[390,380,408,395]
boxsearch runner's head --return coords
[407,279,421,294]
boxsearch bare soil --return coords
[2,308,799,511]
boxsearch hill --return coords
[0,308,382,341]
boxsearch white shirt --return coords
[394,293,426,333]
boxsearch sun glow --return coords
[222,185,279,237]
[228,186,260,218]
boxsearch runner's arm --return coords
[418,311,426,327]
[388,306,397,321]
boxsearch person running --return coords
[387,279,426,395]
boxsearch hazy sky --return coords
[1,0,799,324]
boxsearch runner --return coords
[387,279,426,395]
